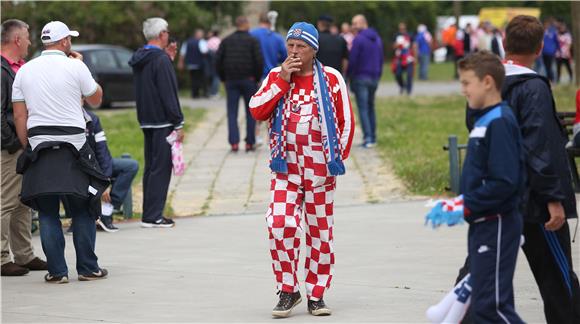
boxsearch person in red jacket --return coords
[249,21,354,318]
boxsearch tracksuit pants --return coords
[267,112,335,301]
[458,218,580,324]
[468,212,524,324]
[521,221,580,324]
[142,127,173,223]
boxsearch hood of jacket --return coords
[358,28,381,43]
[128,47,165,70]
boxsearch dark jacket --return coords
[317,31,348,73]
[466,72,577,222]
[84,110,113,178]
[503,73,577,222]
[184,37,205,69]
[347,28,384,80]
[128,46,184,129]
[216,30,263,82]
[1,56,22,153]
[461,103,525,223]
[16,137,109,219]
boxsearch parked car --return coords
[72,44,135,108]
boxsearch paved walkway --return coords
[4,201,576,323]
[4,81,575,323]
[163,81,459,217]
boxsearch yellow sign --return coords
[479,7,541,28]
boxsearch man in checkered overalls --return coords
[249,22,354,318]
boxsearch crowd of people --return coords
[439,17,574,84]
[1,11,579,324]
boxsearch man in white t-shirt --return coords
[12,21,109,284]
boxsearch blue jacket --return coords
[347,28,384,80]
[461,103,525,222]
[414,32,431,55]
[128,46,184,129]
[250,27,287,80]
[542,27,560,56]
[84,110,113,178]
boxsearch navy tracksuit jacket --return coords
[460,102,525,324]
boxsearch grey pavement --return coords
[4,201,577,323]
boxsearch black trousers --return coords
[189,69,206,98]
[457,220,580,324]
[142,127,173,223]
[556,58,573,83]
[542,54,556,82]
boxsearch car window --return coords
[89,50,118,69]
[114,49,133,69]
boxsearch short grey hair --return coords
[143,17,168,41]
[1,19,29,45]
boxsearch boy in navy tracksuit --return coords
[457,16,580,324]
[459,51,525,323]
[427,51,526,322]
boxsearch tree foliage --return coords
[1,1,243,52]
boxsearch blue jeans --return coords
[210,75,220,96]
[225,79,257,145]
[418,54,430,80]
[350,78,379,144]
[38,195,100,277]
[110,158,139,210]
[395,63,414,94]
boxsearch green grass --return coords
[381,61,455,83]
[553,84,578,112]
[95,107,206,181]
[374,85,577,196]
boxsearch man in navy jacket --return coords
[129,17,183,228]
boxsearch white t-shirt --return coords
[12,50,98,130]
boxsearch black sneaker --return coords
[272,291,302,318]
[141,217,175,228]
[44,273,68,284]
[78,268,108,281]
[97,217,119,233]
[308,299,332,316]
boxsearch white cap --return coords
[40,21,79,44]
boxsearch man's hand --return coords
[101,186,111,203]
[176,129,184,142]
[68,50,83,61]
[545,201,566,231]
[279,55,302,82]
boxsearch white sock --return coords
[101,202,114,216]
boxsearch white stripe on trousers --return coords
[495,216,510,324]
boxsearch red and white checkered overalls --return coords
[268,99,336,300]
[250,67,354,301]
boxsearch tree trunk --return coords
[572,1,580,86]
[453,0,462,27]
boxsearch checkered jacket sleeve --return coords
[249,67,290,121]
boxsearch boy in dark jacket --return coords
[84,110,138,232]
[427,51,525,323]
[460,16,580,324]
